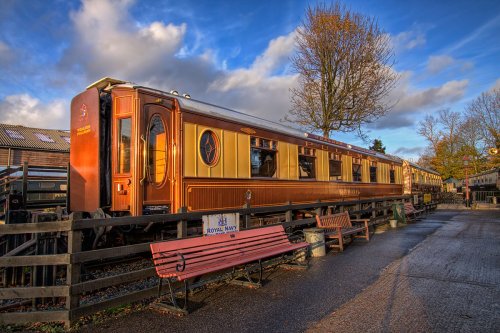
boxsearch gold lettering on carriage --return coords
[76,125,91,136]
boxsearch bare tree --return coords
[417,106,496,178]
[288,2,398,137]
[438,108,462,156]
[465,88,500,149]
[417,114,441,152]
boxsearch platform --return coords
[77,209,500,333]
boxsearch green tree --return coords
[369,139,386,153]
[288,2,397,138]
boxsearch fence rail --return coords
[0,195,436,328]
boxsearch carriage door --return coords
[142,104,173,213]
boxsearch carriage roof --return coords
[88,77,420,166]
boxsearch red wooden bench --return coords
[403,202,425,221]
[150,225,308,314]
[315,211,370,252]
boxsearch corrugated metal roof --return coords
[0,124,70,152]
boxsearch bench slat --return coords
[151,225,285,254]
[154,237,292,273]
[151,225,308,281]
[158,242,307,280]
[151,232,288,264]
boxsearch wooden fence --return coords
[0,162,68,214]
[0,195,432,328]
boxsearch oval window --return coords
[199,130,220,166]
[147,114,167,185]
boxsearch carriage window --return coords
[117,118,131,174]
[299,147,316,179]
[390,168,395,184]
[352,158,362,182]
[329,153,342,181]
[370,161,377,183]
[147,114,167,185]
[199,130,220,166]
[251,137,277,177]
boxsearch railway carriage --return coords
[70,78,441,217]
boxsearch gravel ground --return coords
[75,210,500,333]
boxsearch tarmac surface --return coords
[77,210,500,333]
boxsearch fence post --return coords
[177,206,188,238]
[66,162,70,212]
[243,203,251,228]
[355,203,361,219]
[66,219,82,329]
[22,162,28,209]
[285,201,293,222]
[315,200,322,217]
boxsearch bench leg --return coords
[153,279,189,315]
[228,261,262,288]
[280,249,309,270]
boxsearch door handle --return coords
[140,135,147,185]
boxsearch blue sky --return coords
[0,0,499,160]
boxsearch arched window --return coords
[147,114,167,185]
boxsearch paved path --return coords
[78,210,500,333]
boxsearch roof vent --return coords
[169,90,179,96]
[182,93,191,99]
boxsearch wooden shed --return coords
[0,124,70,168]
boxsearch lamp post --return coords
[463,156,470,207]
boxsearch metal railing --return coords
[472,191,499,203]
[0,162,68,216]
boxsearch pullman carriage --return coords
[70,78,437,217]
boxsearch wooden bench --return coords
[315,212,370,252]
[403,202,425,221]
[150,225,308,314]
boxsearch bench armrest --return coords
[351,219,370,228]
[158,251,186,272]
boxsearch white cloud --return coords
[0,94,67,130]
[60,0,300,125]
[372,73,469,129]
[427,55,455,74]
[426,55,474,74]
[67,0,187,79]
[391,29,426,52]
[209,30,297,92]
[392,146,424,156]
[444,14,500,54]
[394,77,468,112]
